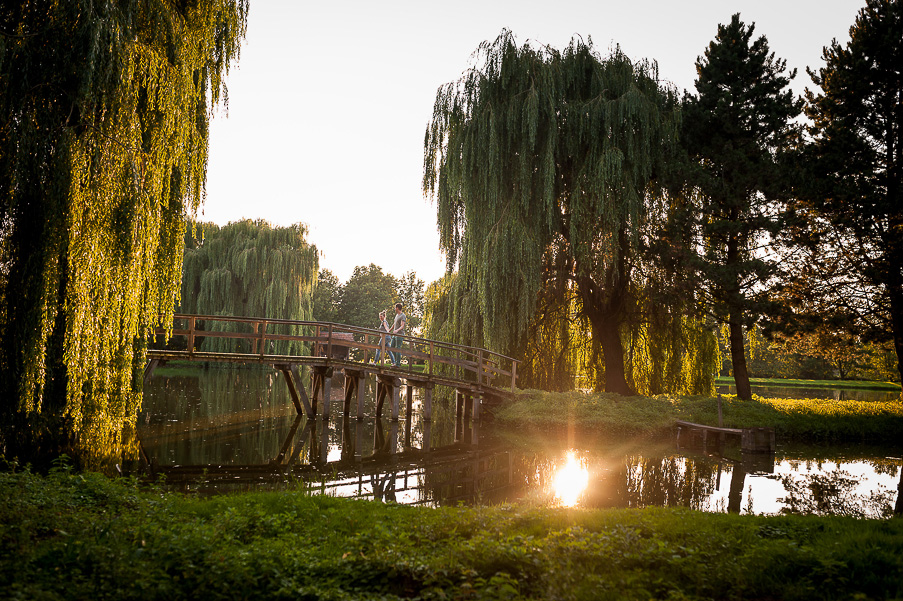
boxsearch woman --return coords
[375,310,392,363]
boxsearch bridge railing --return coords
[151,314,518,392]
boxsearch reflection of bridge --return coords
[146,314,519,422]
[146,414,522,505]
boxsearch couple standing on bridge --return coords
[375,303,406,366]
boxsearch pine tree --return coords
[0,1,247,460]
[797,0,903,388]
[682,14,800,400]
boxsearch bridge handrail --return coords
[152,314,518,391]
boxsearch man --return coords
[389,303,406,366]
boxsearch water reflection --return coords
[138,366,902,515]
[551,450,589,507]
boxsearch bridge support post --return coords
[423,385,433,421]
[342,369,364,419]
[472,393,481,422]
[278,364,314,418]
[376,375,400,421]
[310,366,332,418]
[405,385,413,420]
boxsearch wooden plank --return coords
[675,420,743,435]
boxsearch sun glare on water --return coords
[552,450,589,507]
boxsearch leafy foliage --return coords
[0,0,248,461]
[2,467,903,600]
[312,269,341,322]
[179,220,318,354]
[337,264,398,329]
[424,31,712,395]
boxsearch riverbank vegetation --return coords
[1,464,901,601]
[714,377,902,391]
[495,390,903,443]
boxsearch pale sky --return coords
[203,0,863,285]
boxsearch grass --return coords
[714,376,902,391]
[495,389,903,443]
[1,464,902,600]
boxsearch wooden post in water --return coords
[356,373,366,420]
[423,384,433,421]
[405,385,413,419]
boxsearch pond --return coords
[137,366,902,517]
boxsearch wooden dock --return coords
[675,420,775,453]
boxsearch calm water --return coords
[138,367,902,517]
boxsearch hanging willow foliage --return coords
[0,1,248,461]
[424,31,715,395]
[179,220,319,355]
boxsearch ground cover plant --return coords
[1,463,901,601]
[495,390,903,443]
[713,377,901,391]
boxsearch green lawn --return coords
[714,376,901,391]
[495,389,903,443]
[1,466,901,600]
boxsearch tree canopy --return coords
[424,31,714,395]
[681,14,800,400]
[0,0,248,460]
[787,0,903,386]
[337,264,398,330]
[179,220,318,354]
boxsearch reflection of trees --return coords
[139,367,298,466]
[419,449,527,506]
[776,469,897,518]
[617,455,720,510]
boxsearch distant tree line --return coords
[312,265,425,335]
[423,1,903,397]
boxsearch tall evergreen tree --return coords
[0,1,247,459]
[179,220,319,354]
[682,14,800,400]
[424,31,692,395]
[794,0,903,388]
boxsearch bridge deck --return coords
[146,314,519,420]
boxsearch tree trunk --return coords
[729,315,753,400]
[595,313,635,396]
[578,281,636,396]
[889,288,903,400]
[724,209,752,400]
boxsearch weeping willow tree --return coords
[179,220,319,355]
[0,1,248,463]
[424,31,716,395]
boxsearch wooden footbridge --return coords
[146,314,519,422]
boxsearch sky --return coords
[203,0,864,286]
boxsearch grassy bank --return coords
[1,466,901,600]
[714,377,901,391]
[494,390,903,443]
